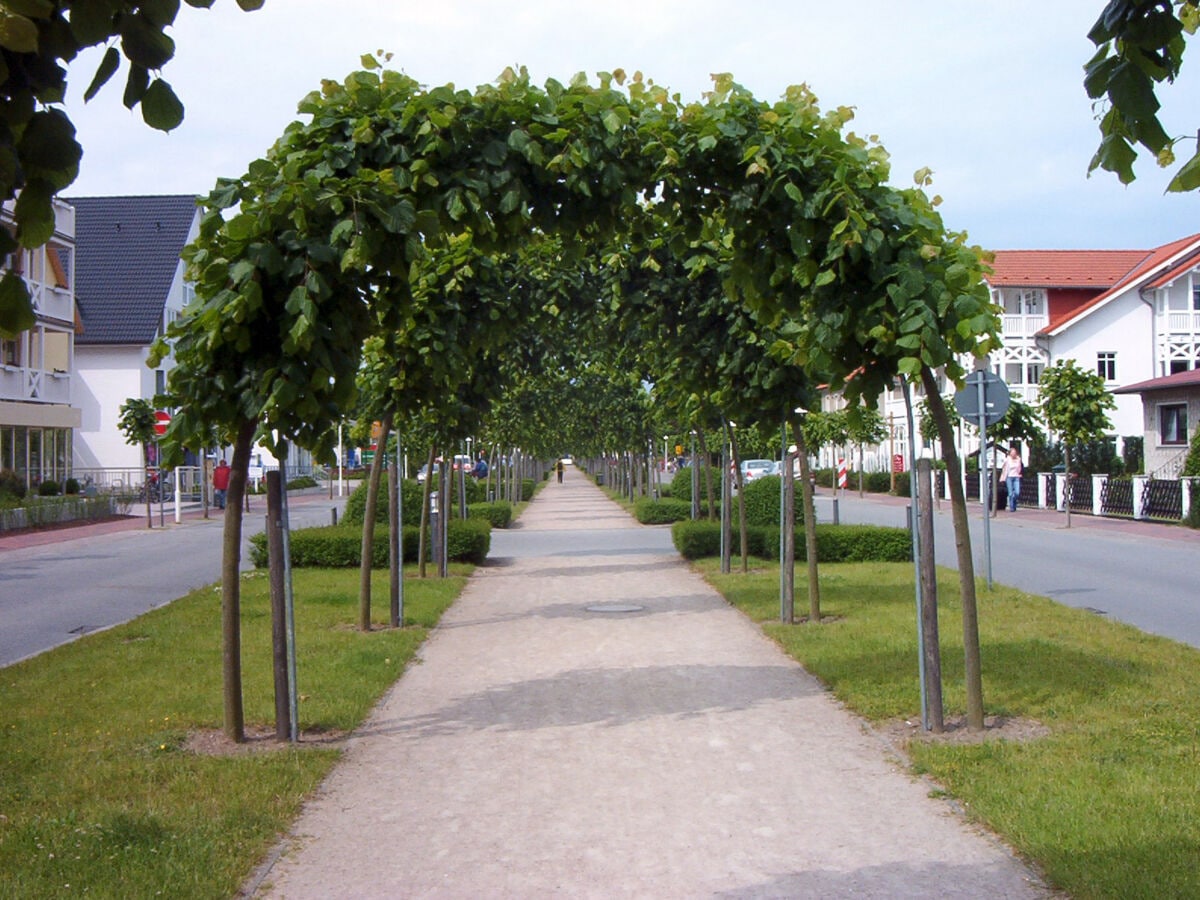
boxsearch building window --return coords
[1027,362,1044,385]
[1159,404,1188,445]
[1170,359,1192,375]
[1,337,19,367]
[1097,352,1117,382]
[1193,283,1200,311]
[155,369,166,396]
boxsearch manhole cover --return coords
[585,604,645,614]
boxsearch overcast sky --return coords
[60,0,1200,252]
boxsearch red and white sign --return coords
[837,457,848,489]
[154,409,171,436]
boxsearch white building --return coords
[0,199,82,491]
[824,232,1200,476]
[68,195,200,475]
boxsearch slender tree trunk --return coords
[782,432,795,624]
[143,442,152,528]
[1064,446,1073,529]
[698,430,715,520]
[727,422,748,573]
[389,445,401,628]
[358,413,392,631]
[794,422,821,623]
[419,445,435,578]
[220,418,257,743]
[921,366,984,731]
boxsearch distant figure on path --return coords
[1000,447,1023,512]
[213,458,231,510]
[555,459,564,484]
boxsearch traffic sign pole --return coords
[977,375,993,590]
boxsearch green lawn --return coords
[0,566,467,899]
[698,558,1200,899]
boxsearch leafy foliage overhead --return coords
[1085,0,1200,189]
[0,0,263,337]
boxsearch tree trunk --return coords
[698,429,716,520]
[727,423,748,573]
[794,423,821,623]
[921,366,984,731]
[143,442,152,528]
[1064,446,1073,529]
[220,418,257,743]
[389,445,402,628]
[419,445,435,578]
[781,429,795,625]
[358,412,392,631]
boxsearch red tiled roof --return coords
[1114,368,1200,394]
[987,249,1149,288]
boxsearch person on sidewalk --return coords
[555,459,564,483]
[1000,447,1022,512]
[213,458,231,510]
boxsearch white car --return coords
[739,459,774,482]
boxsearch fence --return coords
[946,470,1198,524]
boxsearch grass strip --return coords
[0,565,468,899]
[697,558,1200,900]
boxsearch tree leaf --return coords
[0,11,39,53]
[1167,149,1200,192]
[84,46,122,102]
[141,78,184,131]
[0,270,35,338]
[120,12,176,70]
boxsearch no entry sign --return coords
[154,409,171,436]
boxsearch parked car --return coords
[739,459,774,482]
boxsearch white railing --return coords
[1001,314,1049,337]
[1164,311,1200,333]
[0,365,69,403]
[29,283,74,324]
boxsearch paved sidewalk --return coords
[252,468,1050,898]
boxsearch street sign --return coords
[153,409,171,436]
[953,371,1010,425]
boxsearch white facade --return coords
[0,199,82,489]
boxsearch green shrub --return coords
[736,474,805,527]
[0,468,26,500]
[37,480,60,496]
[342,477,423,526]
[634,497,692,524]
[64,477,81,495]
[1186,490,1200,530]
[468,500,513,529]
[250,518,491,568]
[669,465,720,504]
[286,475,318,490]
[671,520,910,562]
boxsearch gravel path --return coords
[251,468,1051,899]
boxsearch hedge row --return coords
[249,518,491,568]
[468,500,512,529]
[634,497,692,524]
[344,477,519,527]
[671,520,911,563]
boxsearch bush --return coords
[342,477,423,526]
[669,465,720,504]
[735,474,805,527]
[286,475,318,490]
[250,517,491,568]
[37,480,60,496]
[634,497,692,524]
[0,468,26,500]
[468,500,513,529]
[64,477,80,495]
[671,520,910,563]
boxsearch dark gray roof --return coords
[67,194,199,345]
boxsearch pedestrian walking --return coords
[555,459,564,484]
[213,458,231,509]
[1000,447,1023,512]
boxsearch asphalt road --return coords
[0,491,346,667]
[814,490,1200,648]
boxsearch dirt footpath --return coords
[251,468,1050,898]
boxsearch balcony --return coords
[0,365,70,404]
[1001,314,1048,337]
[1164,310,1200,334]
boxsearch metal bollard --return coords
[832,497,840,526]
[331,507,338,526]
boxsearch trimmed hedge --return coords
[468,500,513,529]
[736,474,805,526]
[250,518,491,568]
[669,465,721,504]
[343,477,423,526]
[671,520,911,563]
[634,497,692,524]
